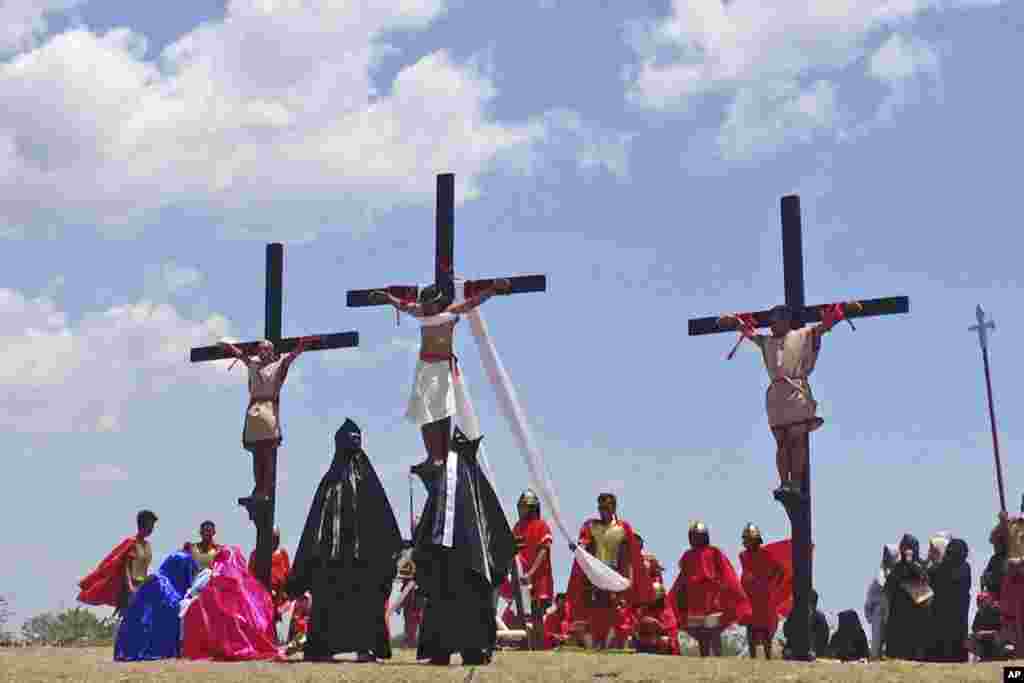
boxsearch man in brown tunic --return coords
[719,302,862,501]
[217,337,312,509]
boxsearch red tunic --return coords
[248,548,292,620]
[513,518,555,602]
[634,601,680,654]
[543,606,571,649]
[565,518,653,642]
[77,536,137,608]
[669,545,751,635]
[739,540,791,631]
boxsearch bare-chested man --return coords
[217,337,313,509]
[368,280,509,464]
[718,301,862,501]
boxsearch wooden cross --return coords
[345,173,547,307]
[688,195,909,660]
[189,243,360,592]
[346,172,546,642]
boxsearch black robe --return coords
[973,549,1006,633]
[412,429,516,660]
[884,534,930,661]
[286,440,404,660]
[926,538,971,662]
[783,608,830,658]
[827,610,869,661]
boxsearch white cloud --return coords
[0,1,80,55]
[0,1,577,240]
[624,0,999,159]
[80,463,128,483]
[143,262,204,300]
[868,33,941,124]
[0,288,240,433]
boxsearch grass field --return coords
[0,646,1014,683]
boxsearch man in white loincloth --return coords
[368,280,509,465]
[718,302,861,502]
[217,337,313,510]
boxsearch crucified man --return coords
[217,336,314,507]
[717,302,862,502]
[368,280,509,465]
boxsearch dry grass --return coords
[0,646,1013,683]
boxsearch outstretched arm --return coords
[217,341,253,367]
[370,290,423,317]
[447,279,511,315]
[813,301,863,337]
[281,335,317,369]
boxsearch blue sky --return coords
[2,0,1021,635]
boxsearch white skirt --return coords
[405,359,456,427]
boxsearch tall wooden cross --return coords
[189,243,360,591]
[345,173,547,306]
[688,195,909,660]
[345,172,546,642]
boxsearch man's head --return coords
[137,510,158,538]
[928,533,950,564]
[899,534,919,563]
[418,284,450,317]
[741,523,762,550]
[256,339,276,363]
[688,520,709,548]
[199,520,216,543]
[597,493,617,522]
[517,490,541,521]
[769,304,796,336]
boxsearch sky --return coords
[2,0,1023,637]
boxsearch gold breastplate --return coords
[1008,519,1024,565]
[591,522,626,566]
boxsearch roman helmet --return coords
[742,523,762,547]
[518,489,541,514]
[688,520,709,547]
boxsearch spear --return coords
[969,305,1006,513]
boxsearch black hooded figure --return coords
[285,419,404,662]
[926,538,971,662]
[826,610,870,661]
[411,426,516,666]
[883,534,931,661]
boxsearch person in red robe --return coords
[634,581,680,655]
[286,592,311,655]
[542,593,571,649]
[738,524,791,659]
[249,527,292,631]
[670,521,751,657]
[506,490,555,650]
[566,493,653,649]
[637,535,665,585]
[394,544,423,648]
[78,510,158,611]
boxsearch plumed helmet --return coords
[334,418,362,451]
[652,581,666,601]
[689,520,709,546]
[518,490,540,509]
[742,523,762,544]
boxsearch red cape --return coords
[669,545,751,630]
[77,536,136,607]
[739,540,792,628]
[566,518,653,610]
[634,601,680,654]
